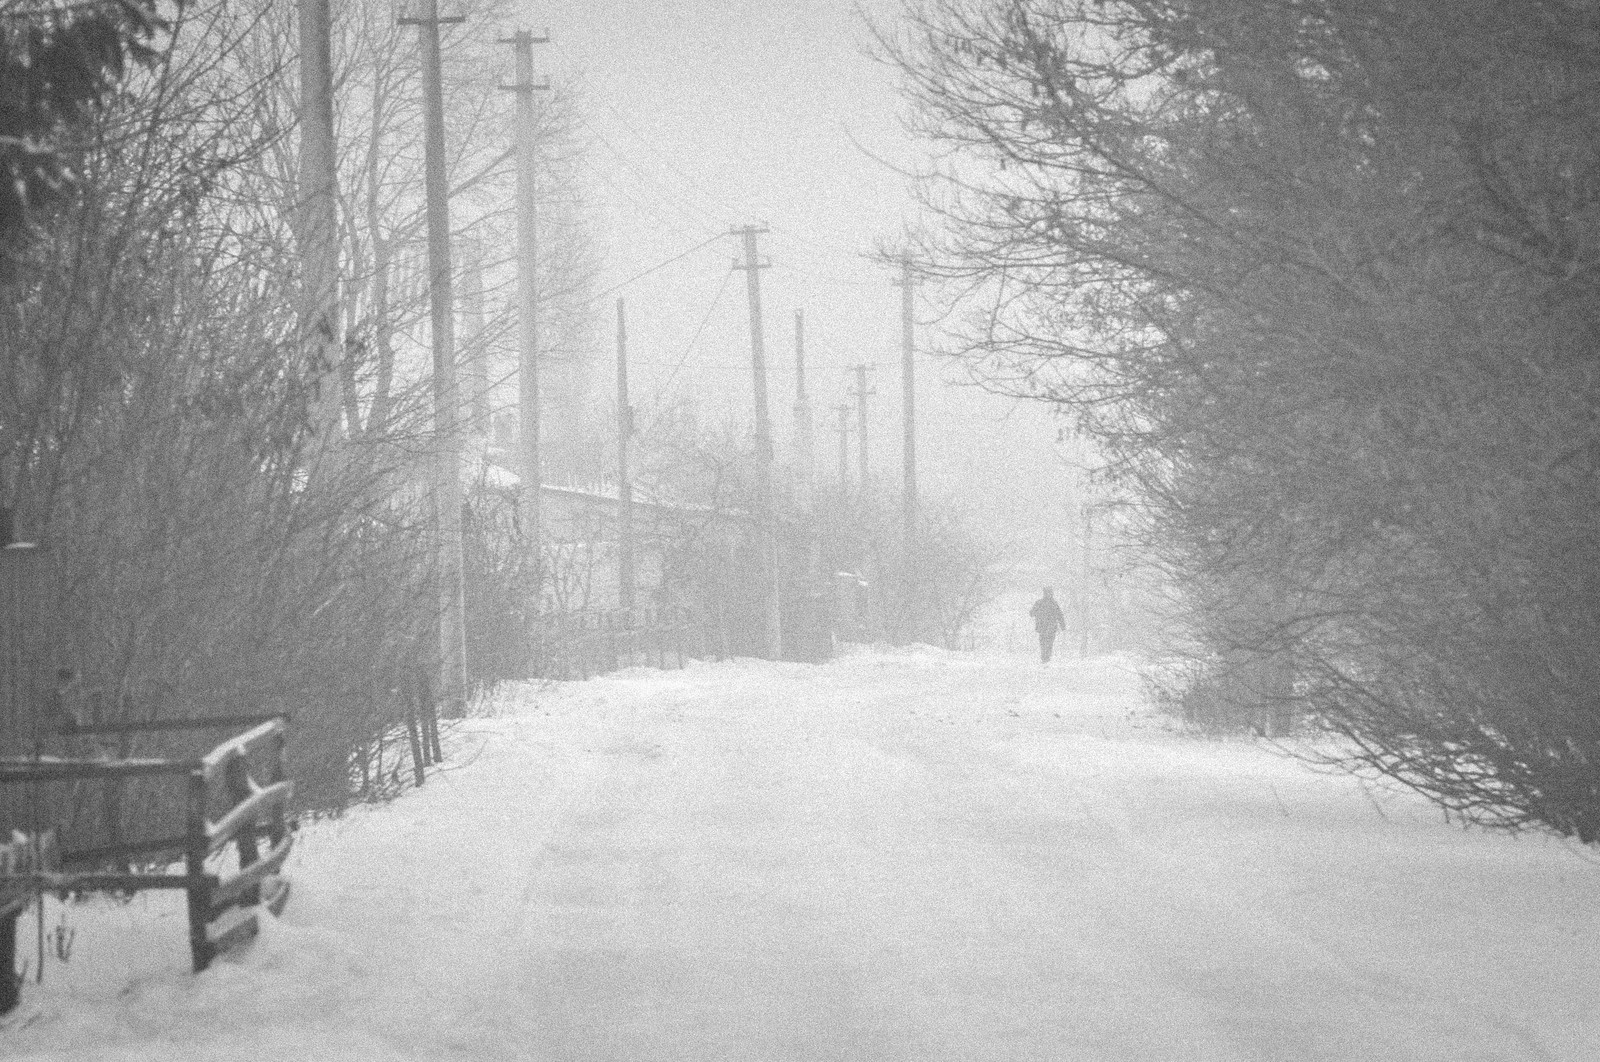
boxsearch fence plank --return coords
[262,874,291,917]
[200,719,284,782]
[62,833,191,867]
[58,712,289,736]
[2,871,214,892]
[211,833,292,911]
[206,780,292,856]
[206,906,259,958]
[0,757,196,783]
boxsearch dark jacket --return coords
[1030,595,1065,634]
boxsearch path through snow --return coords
[9,649,1600,1060]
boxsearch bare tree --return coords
[0,0,605,839]
[888,0,1600,839]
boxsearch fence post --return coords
[0,909,17,1014]
[268,723,288,849]
[185,769,213,973]
[223,754,260,907]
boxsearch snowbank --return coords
[7,652,1598,1060]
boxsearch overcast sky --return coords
[515,0,1082,575]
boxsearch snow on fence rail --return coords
[0,714,295,1014]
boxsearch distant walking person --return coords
[1030,587,1066,663]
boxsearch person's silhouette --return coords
[1029,588,1066,663]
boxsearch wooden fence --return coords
[531,607,690,680]
[0,714,294,1014]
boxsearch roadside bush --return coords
[891,0,1600,837]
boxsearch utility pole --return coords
[794,310,821,584]
[1080,501,1093,657]
[731,223,782,660]
[792,309,814,498]
[850,364,876,491]
[459,234,490,435]
[894,254,919,538]
[616,298,636,612]
[892,254,920,644]
[849,364,880,636]
[835,403,852,493]
[298,0,343,447]
[499,28,550,611]
[400,0,468,712]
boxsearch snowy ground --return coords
[8,648,1600,1061]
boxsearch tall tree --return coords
[0,0,170,279]
[892,0,1600,839]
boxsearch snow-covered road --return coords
[12,649,1600,1060]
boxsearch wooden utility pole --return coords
[298,0,343,444]
[500,28,550,609]
[1080,502,1093,657]
[892,254,920,643]
[850,364,879,635]
[835,403,852,493]
[459,235,490,435]
[400,0,467,711]
[850,364,876,491]
[616,298,636,612]
[895,255,918,537]
[731,223,782,660]
[792,309,814,498]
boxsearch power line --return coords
[548,63,730,236]
[551,39,887,283]
[647,267,737,413]
[568,137,721,243]
[766,255,886,291]
[533,78,897,296]
[590,234,723,302]
[555,101,724,239]
[764,217,881,264]
[552,39,762,226]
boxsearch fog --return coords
[519,0,1083,582]
[9,2,1600,1050]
